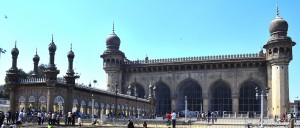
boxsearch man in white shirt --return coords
[171,110,176,128]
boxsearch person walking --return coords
[171,110,176,128]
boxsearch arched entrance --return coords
[54,96,64,114]
[39,96,46,112]
[155,82,171,116]
[130,83,145,99]
[72,99,78,113]
[210,81,232,113]
[177,79,202,116]
[239,81,261,114]
[18,96,26,111]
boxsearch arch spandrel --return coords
[175,78,203,95]
[208,79,233,96]
[237,78,265,92]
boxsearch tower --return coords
[44,35,60,82]
[64,44,79,85]
[263,4,296,117]
[6,41,20,112]
[32,48,40,77]
[100,23,125,92]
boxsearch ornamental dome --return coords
[269,16,288,34]
[49,35,57,52]
[67,50,75,59]
[106,33,120,49]
[33,54,40,62]
[11,47,19,56]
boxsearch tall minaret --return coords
[64,44,79,84]
[6,41,20,112]
[100,23,125,92]
[263,3,296,117]
[44,35,60,82]
[32,48,40,77]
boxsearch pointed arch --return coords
[54,96,64,103]
[210,80,232,112]
[239,80,262,114]
[129,82,145,98]
[19,96,26,103]
[73,99,78,105]
[155,81,171,116]
[177,78,203,114]
[28,96,36,102]
[39,96,46,103]
[81,100,86,106]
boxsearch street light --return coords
[185,96,187,122]
[113,83,118,118]
[134,85,138,118]
[255,86,270,128]
[92,94,94,124]
[58,97,62,115]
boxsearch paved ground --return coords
[4,118,299,128]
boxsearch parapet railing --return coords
[19,77,46,83]
[124,53,265,65]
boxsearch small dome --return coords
[269,16,288,34]
[106,33,120,49]
[67,50,75,59]
[11,47,19,56]
[49,42,57,52]
[33,54,40,62]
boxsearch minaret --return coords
[100,23,125,92]
[44,35,60,82]
[64,44,79,84]
[7,41,19,82]
[263,3,296,117]
[6,41,20,112]
[32,48,40,77]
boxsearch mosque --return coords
[6,5,296,118]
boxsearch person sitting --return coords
[127,120,134,128]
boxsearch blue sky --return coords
[0,0,299,100]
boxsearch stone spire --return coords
[6,41,20,82]
[65,43,79,84]
[44,35,60,82]
[32,48,40,77]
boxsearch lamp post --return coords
[134,85,138,118]
[113,83,118,118]
[255,86,270,128]
[58,97,62,115]
[185,96,187,122]
[92,94,94,124]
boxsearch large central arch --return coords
[155,82,171,116]
[177,79,202,115]
[239,81,261,114]
[210,81,232,112]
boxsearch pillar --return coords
[202,93,209,112]
[232,93,239,114]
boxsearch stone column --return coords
[171,93,177,111]
[46,87,54,112]
[9,84,16,112]
[232,93,239,114]
[202,93,209,112]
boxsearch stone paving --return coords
[5,118,300,128]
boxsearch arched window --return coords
[39,96,46,103]
[273,48,278,54]
[19,96,26,103]
[286,47,290,54]
[29,96,36,102]
[279,47,284,53]
[155,82,171,116]
[268,49,272,55]
[210,81,232,112]
[239,81,261,114]
[177,79,202,115]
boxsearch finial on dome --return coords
[52,34,54,43]
[276,0,280,17]
[14,40,17,48]
[36,48,37,55]
[70,43,72,51]
[112,22,115,34]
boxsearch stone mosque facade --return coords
[7,8,296,118]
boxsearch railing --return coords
[124,53,265,65]
[19,77,46,83]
